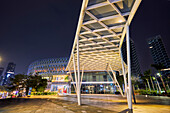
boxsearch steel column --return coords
[109,64,124,97]
[77,35,81,105]
[69,68,77,94]
[72,54,78,90]
[126,24,132,110]
[80,66,84,88]
[74,0,89,106]
[120,50,128,96]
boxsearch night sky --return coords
[0,0,169,74]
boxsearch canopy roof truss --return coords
[65,0,142,108]
[66,0,141,73]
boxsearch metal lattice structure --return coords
[65,0,141,110]
[66,0,141,72]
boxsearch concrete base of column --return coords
[128,109,133,113]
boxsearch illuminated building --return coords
[2,62,16,86]
[148,35,170,76]
[0,67,4,85]
[27,57,69,81]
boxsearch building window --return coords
[92,76,96,81]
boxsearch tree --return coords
[37,79,47,92]
[151,63,167,94]
[150,75,155,91]
[26,75,47,92]
[8,74,28,91]
[164,77,170,90]
[7,73,47,95]
[144,69,152,91]
[140,74,148,90]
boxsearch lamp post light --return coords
[157,73,160,76]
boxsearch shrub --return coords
[30,91,58,95]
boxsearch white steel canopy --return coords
[66,0,141,73]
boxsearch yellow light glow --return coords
[118,20,123,23]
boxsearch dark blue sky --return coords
[0,0,169,74]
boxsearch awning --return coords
[66,0,141,73]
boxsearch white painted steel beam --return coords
[109,64,124,97]
[126,24,132,110]
[65,0,142,109]
[73,0,89,106]
[120,50,128,97]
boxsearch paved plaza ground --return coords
[0,94,170,113]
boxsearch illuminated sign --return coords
[52,75,69,82]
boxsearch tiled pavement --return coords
[0,99,74,113]
[0,95,170,113]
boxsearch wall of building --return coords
[27,57,69,81]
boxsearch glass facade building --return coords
[0,67,4,85]
[71,71,118,94]
[2,62,16,86]
[121,39,141,77]
[27,57,69,81]
[148,35,170,76]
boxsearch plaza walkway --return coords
[0,98,74,113]
[0,95,170,113]
[56,94,170,113]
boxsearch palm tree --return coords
[151,63,167,94]
[140,74,148,90]
[144,69,152,91]
[164,77,170,90]
[150,75,155,91]
[153,75,161,93]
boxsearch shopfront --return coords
[51,75,71,95]
[71,71,117,94]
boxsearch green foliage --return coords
[144,69,151,79]
[65,75,69,80]
[32,88,36,92]
[135,89,148,95]
[31,92,58,95]
[26,75,47,92]
[8,74,28,91]
[8,73,47,94]
[134,89,170,96]
[151,63,165,71]
[37,87,45,92]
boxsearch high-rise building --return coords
[148,35,170,75]
[121,39,141,77]
[2,62,16,86]
[0,67,4,85]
